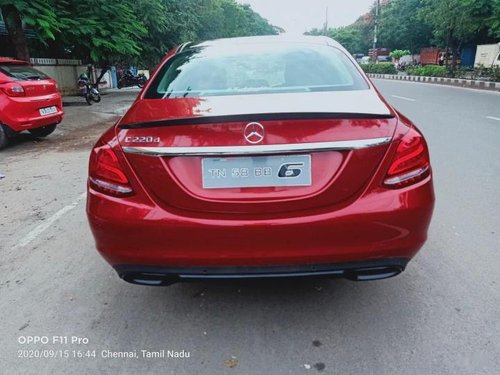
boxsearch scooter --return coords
[77,73,101,105]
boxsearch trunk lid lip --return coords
[118,112,395,130]
[117,89,395,129]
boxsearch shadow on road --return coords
[63,101,90,107]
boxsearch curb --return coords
[367,73,500,92]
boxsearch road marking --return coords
[486,116,500,121]
[391,95,416,102]
[13,193,86,250]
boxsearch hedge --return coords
[360,62,397,75]
[405,65,447,77]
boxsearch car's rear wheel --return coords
[29,124,57,138]
[0,125,9,150]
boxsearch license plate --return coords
[202,155,311,189]
[39,106,57,116]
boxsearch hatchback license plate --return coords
[202,155,311,189]
[39,106,57,116]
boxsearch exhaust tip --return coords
[345,266,403,281]
[120,272,178,286]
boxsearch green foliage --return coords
[360,62,397,74]
[54,0,147,63]
[473,65,500,82]
[305,24,370,54]
[406,65,448,77]
[0,0,60,41]
[418,0,497,68]
[306,0,498,67]
[390,50,411,60]
[2,0,280,66]
[486,0,500,38]
[378,0,433,54]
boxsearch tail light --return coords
[89,143,133,197]
[1,83,25,97]
[384,127,430,188]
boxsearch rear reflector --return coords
[384,127,430,188]
[89,144,133,197]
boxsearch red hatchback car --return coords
[0,58,63,149]
[87,36,434,286]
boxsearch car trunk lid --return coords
[117,91,397,215]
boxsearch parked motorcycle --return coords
[117,69,147,89]
[77,73,101,105]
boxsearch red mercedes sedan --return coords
[0,58,63,149]
[86,36,434,286]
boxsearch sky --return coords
[237,0,375,34]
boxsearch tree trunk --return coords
[95,65,109,86]
[1,4,30,61]
[450,39,458,72]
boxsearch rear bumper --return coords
[115,258,409,286]
[0,94,63,132]
[87,175,434,271]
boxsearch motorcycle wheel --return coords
[92,93,101,103]
[85,93,92,105]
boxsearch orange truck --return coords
[420,48,442,65]
[420,48,460,65]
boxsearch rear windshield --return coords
[145,43,368,99]
[0,64,49,80]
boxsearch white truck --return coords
[474,43,500,67]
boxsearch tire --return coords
[0,125,9,150]
[29,124,57,138]
[92,93,101,103]
[138,77,147,88]
[85,93,92,105]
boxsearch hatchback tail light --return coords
[384,128,430,188]
[1,83,25,97]
[89,143,133,197]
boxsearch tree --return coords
[378,0,432,54]
[53,0,147,64]
[0,0,59,60]
[490,0,500,37]
[129,0,169,68]
[134,0,280,67]
[305,25,366,54]
[1,0,280,67]
[419,0,496,68]
[390,49,411,60]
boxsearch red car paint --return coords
[86,36,434,285]
[0,58,63,144]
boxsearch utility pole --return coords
[323,6,328,36]
[372,0,380,50]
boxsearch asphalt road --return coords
[0,82,499,374]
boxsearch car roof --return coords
[194,34,344,50]
[0,57,29,65]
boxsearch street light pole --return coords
[324,6,328,36]
[373,0,380,50]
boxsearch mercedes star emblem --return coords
[244,122,265,144]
